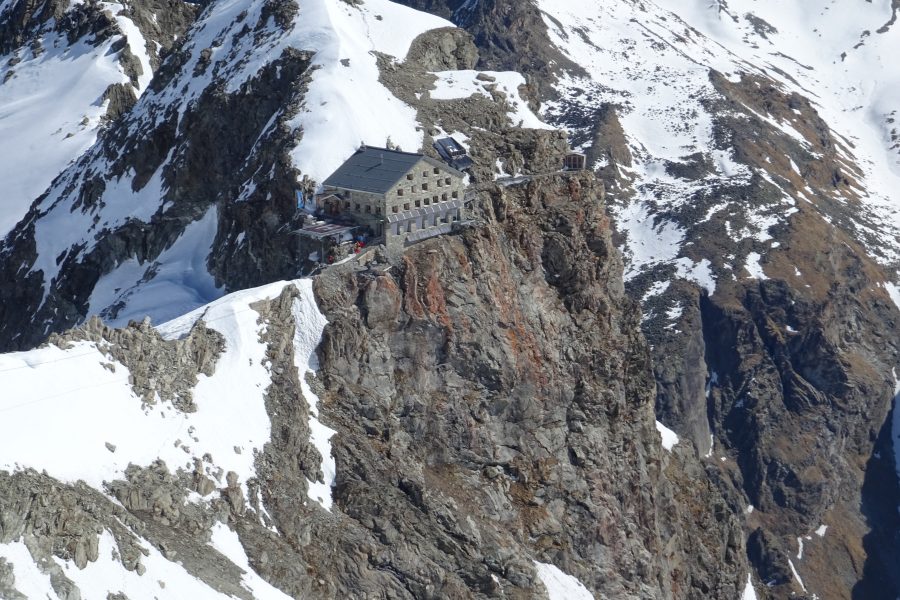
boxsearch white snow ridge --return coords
[0,279,331,598]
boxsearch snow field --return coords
[536,0,900,292]
[87,206,222,327]
[650,0,900,264]
[1,280,300,498]
[286,0,453,184]
[0,31,127,237]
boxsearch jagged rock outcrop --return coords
[303,172,747,598]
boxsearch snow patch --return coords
[430,70,553,130]
[0,541,57,598]
[290,280,337,512]
[107,2,154,91]
[55,529,243,599]
[675,258,716,294]
[208,522,293,599]
[815,524,828,537]
[886,282,900,311]
[656,421,680,452]
[745,252,768,280]
[741,574,759,600]
[533,561,594,600]
[788,559,807,593]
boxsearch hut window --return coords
[397,189,404,196]
[433,167,439,174]
[406,174,414,180]
[445,177,451,185]
[422,183,429,191]
[424,197,430,205]
[355,203,361,211]
[392,206,399,213]
[452,191,458,198]
[411,185,417,192]
[404,203,410,210]
[442,193,448,201]
[415,199,421,208]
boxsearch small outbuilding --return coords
[563,152,587,171]
[434,137,474,171]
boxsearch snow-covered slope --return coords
[0,278,328,598]
[538,0,900,297]
[0,2,152,237]
[0,0,465,338]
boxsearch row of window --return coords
[397,178,454,196]
[396,212,461,233]
[406,167,443,181]
[392,192,457,213]
[346,191,459,215]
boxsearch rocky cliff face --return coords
[377,1,900,598]
[312,172,747,598]
[0,173,749,599]
[4,0,900,598]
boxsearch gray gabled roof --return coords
[323,146,463,194]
